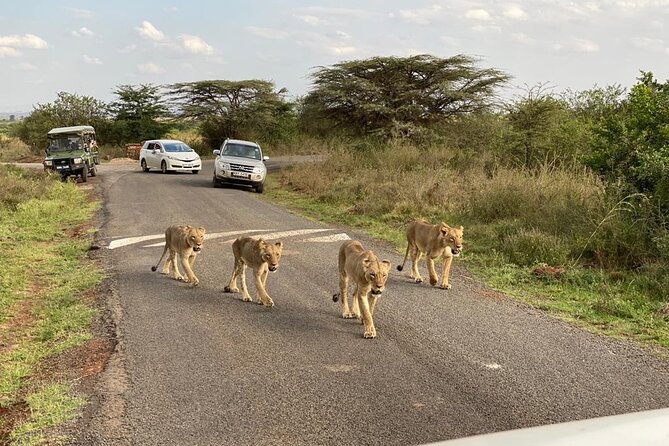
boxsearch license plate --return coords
[182,164,191,168]
[231,172,250,178]
[56,165,67,169]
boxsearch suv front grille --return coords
[229,163,254,173]
[56,159,71,166]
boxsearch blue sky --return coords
[1,1,669,112]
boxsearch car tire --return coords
[161,161,168,174]
[212,174,220,188]
[90,164,97,177]
[192,169,199,174]
[81,164,89,183]
[255,183,264,194]
[141,159,149,172]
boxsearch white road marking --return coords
[249,228,331,241]
[141,229,274,248]
[483,363,502,370]
[304,233,351,242]
[109,234,165,250]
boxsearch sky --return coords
[1,0,669,112]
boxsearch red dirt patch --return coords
[531,263,565,279]
[0,401,29,445]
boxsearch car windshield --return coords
[222,143,261,160]
[48,136,82,151]
[163,142,194,153]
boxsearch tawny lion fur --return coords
[332,240,391,339]
[223,237,283,307]
[151,225,206,286]
[397,219,464,289]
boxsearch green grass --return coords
[265,172,669,353]
[0,166,102,443]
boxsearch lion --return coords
[332,240,391,339]
[151,225,206,286]
[397,219,463,289]
[223,237,283,307]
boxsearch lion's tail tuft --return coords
[151,266,157,272]
[332,293,340,302]
[396,265,404,271]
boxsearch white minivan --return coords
[139,139,202,174]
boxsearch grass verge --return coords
[0,165,102,445]
[265,171,669,354]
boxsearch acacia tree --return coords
[12,91,110,151]
[302,54,510,137]
[167,80,294,147]
[109,84,171,144]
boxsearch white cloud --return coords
[554,38,599,52]
[504,5,527,20]
[137,62,164,74]
[329,45,356,55]
[511,33,536,45]
[70,8,94,19]
[83,55,103,65]
[394,5,443,25]
[12,62,36,70]
[465,9,492,21]
[296,14,324,26]
[119,44,137,53]
[179,34,214,55]
[164,6,179,13]
[246,26,290,40]
[135,21,164,42]
[0,34,48,49]
[631,36,665,52]
[0,47,20,58]
[71,27,94,38]
[333,30,351,40]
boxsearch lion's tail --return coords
[332,293,340,302]
[151,244,169,272]
[397,241,410,272]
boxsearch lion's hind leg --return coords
[410,247,423,283]
[338,273,354,319]
[224,258,242,294]
[169,249,185,281]
[351,284,362,321]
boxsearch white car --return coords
[212,138,268,193]
[139,139,202,174]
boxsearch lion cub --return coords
[151,225,206,286]
[397,219,463,289]
[333,240,391,339]
[223,237,283,307]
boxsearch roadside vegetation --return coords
[0,165,101,444]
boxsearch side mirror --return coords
[263,156,270,162]
[213,149,221,156]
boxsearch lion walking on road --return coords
[333,240,391,339]
[151,225,206,286]
[397,219,463,289]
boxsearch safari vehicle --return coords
[212,138,268,193]
[43,125,99,182]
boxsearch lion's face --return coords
[187,227,206,252]
[261,241,283,271]
[364,258,391,295]
[440,223,464,256]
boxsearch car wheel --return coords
[192,169,199,174]
[90,164,97,177]
[161,161,168,174]
[255,183,264,194]
[81,164,89,183]
[212,174,219,188]
[141,159,149,172]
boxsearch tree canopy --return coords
[302,54,511,137]
[109,84,171,144]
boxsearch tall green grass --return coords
[270,141,669,349]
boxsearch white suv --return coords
[212,139,268,193]
[139,139,202,174]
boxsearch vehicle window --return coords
[163,142,194,153]
[48,136,82,151]
[222,143,260,160]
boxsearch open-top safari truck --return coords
[43,125,100,182]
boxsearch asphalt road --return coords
[71,159,669,446]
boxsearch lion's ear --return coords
[459,226,464,232]
[362,257,372,269]
[381,260,391,272]
[275,241,283,249]
[198,227,205,234]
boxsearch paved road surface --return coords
[69,160,669,445]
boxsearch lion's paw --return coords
[175,275,185,282]
[363,330,377,339]
[342,312,355,319]
[414,277,423,284]
[242,296,253,302]
[429,278,438,286]
[439,283,452,290]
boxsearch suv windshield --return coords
[48,136,82,151]
[222,143,261,160]
[163,142,194,153]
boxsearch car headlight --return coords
[73,157,83,164]
[167,155,178,160]
[219,162,230,170]
[252,166,265,175]
[44,160,53,166]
